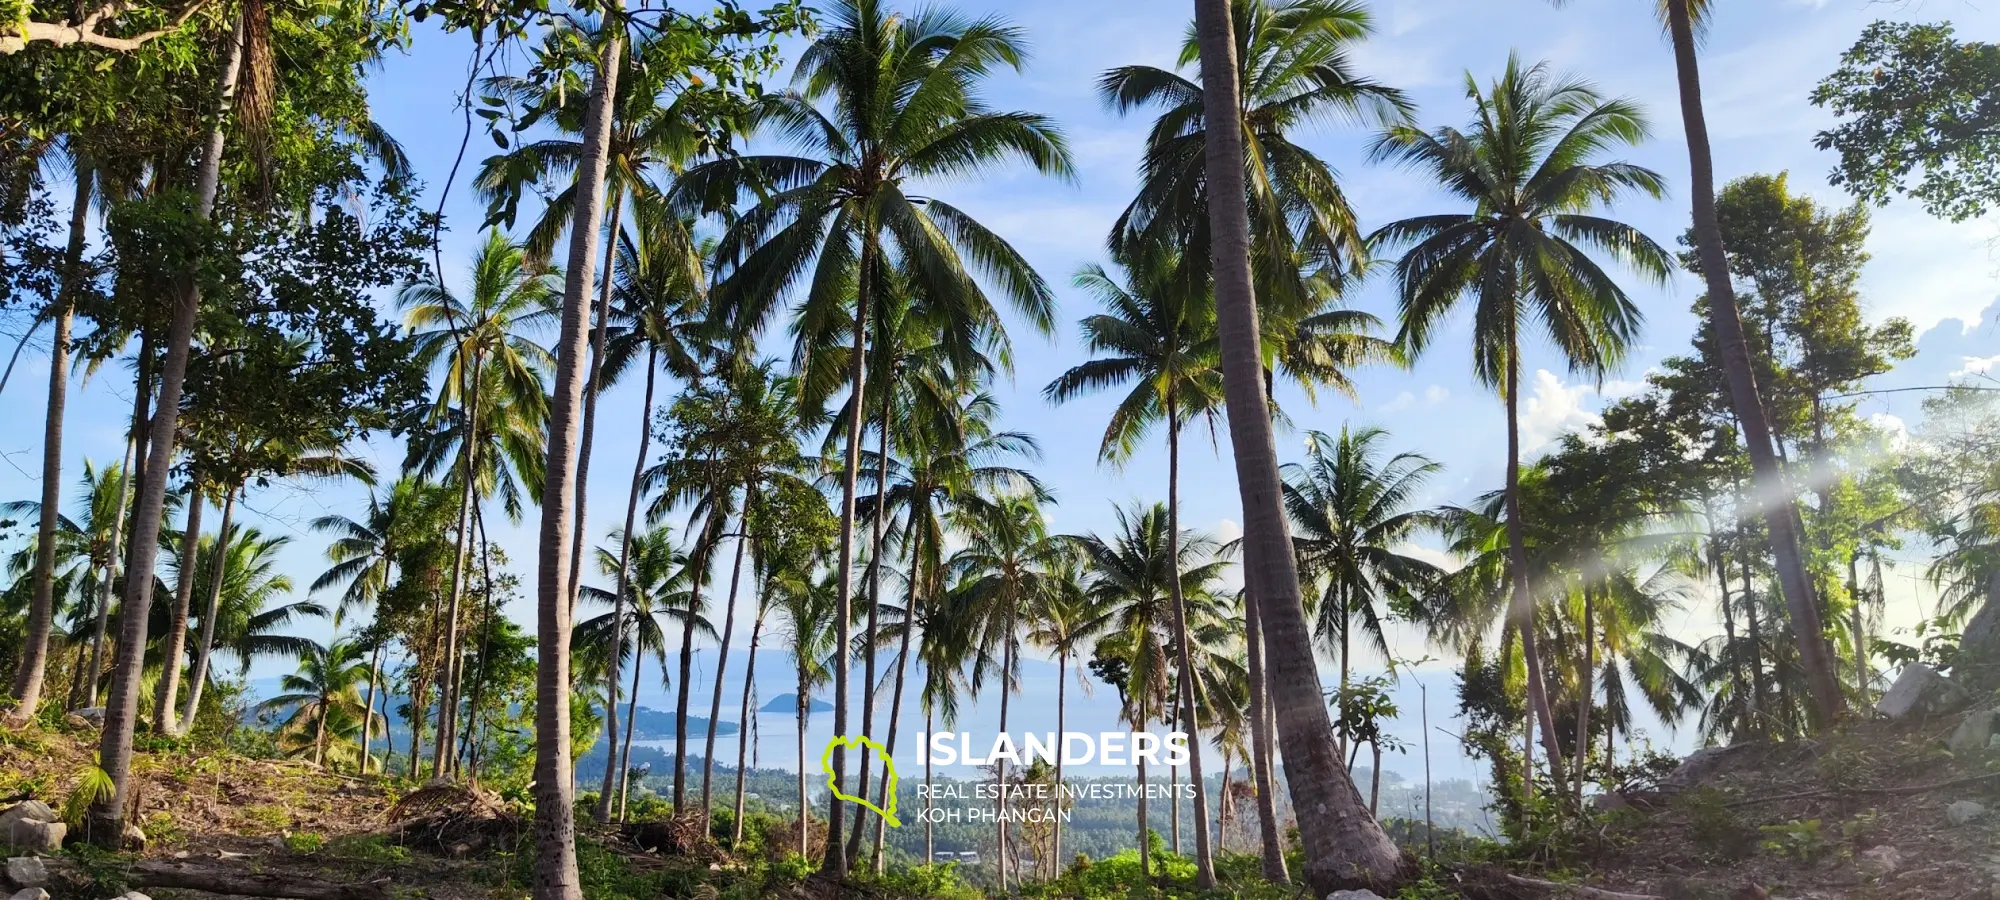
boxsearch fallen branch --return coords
[1500,874,1664,900]
[1726,770,2000,808]
[127,860,392,900]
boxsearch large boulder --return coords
[1877,663,1972,720]
[3,858,45,890]
[1951,708,2000,754]
[0,804,63,855]
[1949,800,1988,826]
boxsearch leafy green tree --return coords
[1813,21,2000,222]
[1369,54,1670,788]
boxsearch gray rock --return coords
[4,821,62,855]
[1858,845,1901,877]
[1951,709,2000,754]
[0,803,56,834]
[1325,893,1386,900]
[3,858,45,889]
[69,707,104,727]
[8,890,46,900]
[1878,663,1972,719]
[1950,800,1988,825]
[121,892,152,900]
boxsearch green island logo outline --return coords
[819,735,901,827]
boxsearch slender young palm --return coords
[672,0,1072,865]
[1073,503,1230,882]
[1102,0,1409,345]
[1368,54,1670,790]
[946,491,1062,890]
[1186,0,1405,887]
[1024,556,1109,873]
[575,527,691,818]
[259,639,371,768]
[774,564,837,856]
[402,228,556,779]
[1283,427,1443,702]
[2,459,129,710]
[1044,248,1224,883]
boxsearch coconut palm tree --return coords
[1282,427,1444,709]
[401,228,557,778]
[945,491,1062,890]
[671,0,1073,864]
[1367,54,1671,790]
[1024,555,1109,872]
[260,639,372,768]
[575,526,693,819]
[775,564,838,857]
[1183,0,1407,886]
[1044,248,1225,882]
[1072,503,1230,881]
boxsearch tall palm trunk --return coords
[1164,407,1216,885]
[823,237,876,876]
[462,508,501,778]
[923,705,934,863]
[733,598,768,846]
[1052,647,1067,872]
[1505,336,1567,786]
[89,432,138,709]
[1243,586,1287,882]
[597,344,656,823]
[1135,688,1149,879]
[673,533,710,809]
[178,484,237,731]
[360,641,383,774]
[565,185,626,619]
[154,482,205,733]
[1575,584,1595,803]
[796,667,810,858]
[846,405,892,868]
[531,16,623,898]
[1188,0,1403,888]
[1663,0,1841,726]
[11,165,92,723]
[702,502,752,822]
[873,553,921,872]
[1216,745,1233,852]
[615,642,643,819]
[1739,530,1771,736]
[435,353,482,779]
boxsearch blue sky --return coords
[5,0,2000,768]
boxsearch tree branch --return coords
[0,0,215,55]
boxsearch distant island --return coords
[760,693,833,714]
[625,706,737,740]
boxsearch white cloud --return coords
[1211,518,1243,545]
[1392,542,1460,573]
[1954,355,2000,378]
[1379,390,1418,413]
[1424,384,1450,404]
[1868,413,1910,451]
[1519,369,1604,454]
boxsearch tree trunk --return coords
[733,598,767,847]
[995,620,1013,890]
[10,164,92,723]
[1243,585,1288,883]
[1189,0,1403,888]
[1664,0,1842,726]
[1369,741,1381,815]
[1136,690,1149,879]
[597,344,656,822]
[461,508,500,778]
[823,236,876,876]
[152,480,204,735]
[847,395,893,869]
[1216,745,1232,853]
[1576,584,1595,804]
[702,499,751,824]
[1053,649,1067,872]
[89,433,138,710]
[873,551,921,873]
[360,642,383,774]
[1739,523,1771,737]
[1849,551,1867,698]
[1706,504,1750,737]
[616,645,642,820]
[177,484,236,733]
[1505,336,1568,788]
[564,186,624,616]
[673,533,709,810]
[923,706,934,863]
[434,353,481,780]
[1166,407,1217,885]
[530,15,622,898]
[796,668,809,858]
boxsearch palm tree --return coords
[1024,555,1108,873]
[1073,503,1230,881]
[672,0,1073,866]
[401,228,556,779]
[575,526,692,819]
[1044,248,1225,883]
[946,491,1062,889]
[1283,427,1443,709]
[1101,0,1408,317]
[774,564,838,857]
[260,639,373,769]
[2,459,131,711]
[1168,0,1409,887]
[1368,54,1670,791]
